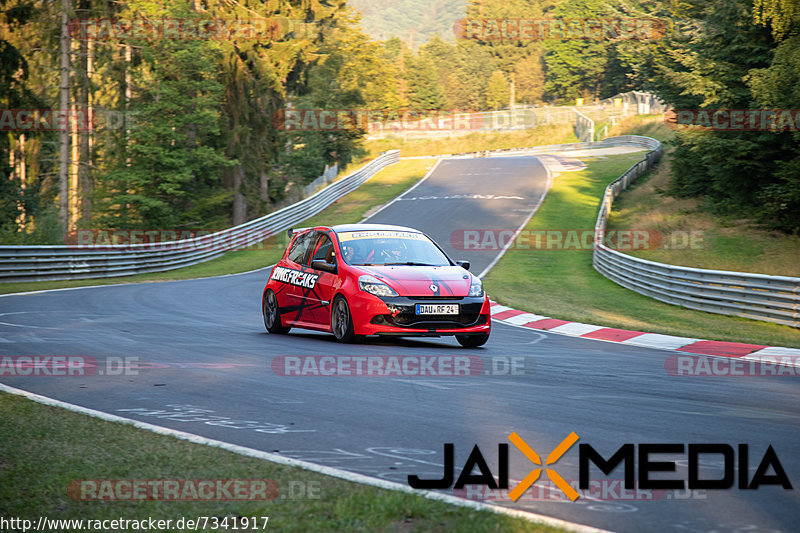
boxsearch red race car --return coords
[262,224,491,347]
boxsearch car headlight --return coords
[359,275,399,297]
[468,276,484,297]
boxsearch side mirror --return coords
[311,260,337,273]
[456,260,470,271]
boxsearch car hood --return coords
[356,265,473,297]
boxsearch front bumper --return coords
[348,292,491,337]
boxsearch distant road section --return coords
[367,156,549,274]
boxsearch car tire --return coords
[455,333,489,348]
[331,295,363,343]
[263,290,290,334]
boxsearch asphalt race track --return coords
[2,156,799,532]
[366,157,551,275]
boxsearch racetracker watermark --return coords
[665,109,800,132]
[664,355,800,377]
[270,355,533,377]
[453,17,667,41]
[272,109,526,132]
[68,17,318,41]
[454,480,707,501]
[450,229,704,251]
[0,108,129,131]
[67,479,280,501]
[0,356,139,377]
[64,229,280,251]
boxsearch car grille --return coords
[372,296,486,330]
[372,313,486,329]
[410,296,465,300]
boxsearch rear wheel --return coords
[456,333,489,348]
[331,295,363,343]
[263,290,290,334]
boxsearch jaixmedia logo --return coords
[408,433,793,502]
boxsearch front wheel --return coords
[456,333,489,348]
[263,290,290,334]
[331,296,363,343]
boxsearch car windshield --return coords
[337,230,451,267]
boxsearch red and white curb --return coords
[489,302,800,366]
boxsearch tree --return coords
[542,0,611,101]
[0,0,54,242]
[97,15,234,229]
[276,10,396,190]
[514,54,545,104]
[486,70,510,109]
[465,0,554,104]
[747,0,800,232]
[648,0,800,232]
[418,37,497,109]
[407,55,448,109]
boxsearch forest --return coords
[1,0,798,243]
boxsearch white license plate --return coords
[416,304,459,315]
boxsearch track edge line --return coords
[0,382,611,533]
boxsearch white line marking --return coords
[548,323,605,336]
[0,312,43,328]
[360,159,442,222]
[477,156,553,279]
[746,347,800,357]
[366,447,445,466]
[397,194,524,201]
[741,354,800,368]
[504,313,549,325]
[392,379,452,390]
[0,382,609,533]
[621,333,699,350]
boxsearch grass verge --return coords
[0,392,563,533]
[606,121,800,277]
[483,151,800,348]
[0,159,437,296]
[605,114,674,143]
[363,124,577,158]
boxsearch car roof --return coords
[329,223,423,234]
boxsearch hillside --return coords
[347,0,468,46]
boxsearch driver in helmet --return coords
[341,242,358,264]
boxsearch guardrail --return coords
[574,109,595,142]
[591,137,800,329]
[302,163,338,197]
[0,150,400,283]
[367,90,664,140]
[430,134,659,159]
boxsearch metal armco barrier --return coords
[591,137,800,329]
[1,150,400,282]
[436,134,660,159]
[574,109,595,142]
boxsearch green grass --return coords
[606,114,675,143]
[483,152,800,348]
[0,159,438,296]
[0,392,564,533]
[606,124,800,278]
